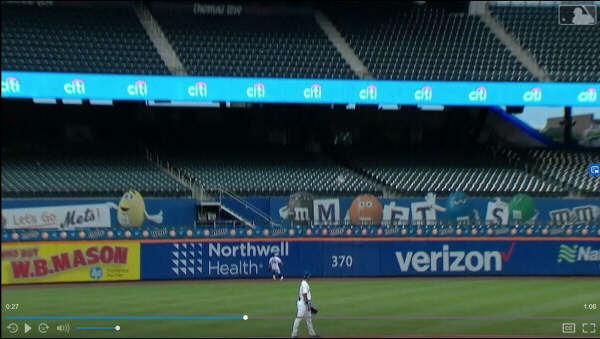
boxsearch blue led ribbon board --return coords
[1,71,598,107]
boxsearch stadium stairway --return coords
[489,4,600,82]
[198,200,258,228]
[314,10,373,79]
[216,189,275,227]
[133,2,187,75]
[150,7,358,79]
[146,149,196,194]
[194,188,277,228]
[1,4,170,75]
[477,3,550,81]
[148,150,275,227]
[324,150,393,197]
[325,4,535,81]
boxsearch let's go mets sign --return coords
[1,241,140,284]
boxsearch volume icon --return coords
[57,323,71,333]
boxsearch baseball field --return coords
[2,277,599,338]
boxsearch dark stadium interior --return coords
[1,0,598,211]
[3,100,598,198]
[2,1,598,81]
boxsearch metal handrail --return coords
[218,186,276,226]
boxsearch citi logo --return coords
[188,81,208,97]
[127,80,148,96]
[208,242,289,257]
[523,87,542,102]
[246,83,265,98]
[303,83,322,99]
[1,76,20,93]
[359,85,377,100]
[577,88,597,103]
[414,86,433,101]
[64,79,85,95]
[395,244,503,272]
[468,86,487,101]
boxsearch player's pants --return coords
[272,267,282,279]
[291,299,316,337]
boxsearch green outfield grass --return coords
[2,278,599,338]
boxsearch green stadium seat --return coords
[326,5,535,81]
[1,5,170,75]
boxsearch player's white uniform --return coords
[291,279,317,337]
[269,256,283,280]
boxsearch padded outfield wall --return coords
[2,238,599,284]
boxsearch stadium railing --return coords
[3,223,598,242]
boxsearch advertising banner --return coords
[2,204,112,230]
[1,241,140,284]
[140,239,600,279]
[271,194,600,226]
[2,71,598,107]
[2,194,196,229]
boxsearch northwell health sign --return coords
[1,71,599,107]
[139,239,600,279]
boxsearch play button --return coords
[24,323,31,334]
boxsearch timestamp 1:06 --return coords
[584,303,597,310]
[5,304,19,311]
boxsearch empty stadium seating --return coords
[363,166,564,196]
[350,148,567,196]
[3,147,595,199]
[152,11,357,79]
[491,6,600,82]
[328,5,534,81]
[1,5,169,75]
[527,149,600,194]
[2,3,597,82]
[169,151,378,196]
[2,154,189,197]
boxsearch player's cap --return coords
[303,271,311,279]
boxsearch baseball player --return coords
[291,272,319,338]
[268,254,284,280]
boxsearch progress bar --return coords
[5,315,596,320]
[6,315,248,320]
[76,326,120,331]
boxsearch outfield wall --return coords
[2,238,599,284]
[140,239,600,279]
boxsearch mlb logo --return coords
[559,5,597,25]
[590,164,600,176]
